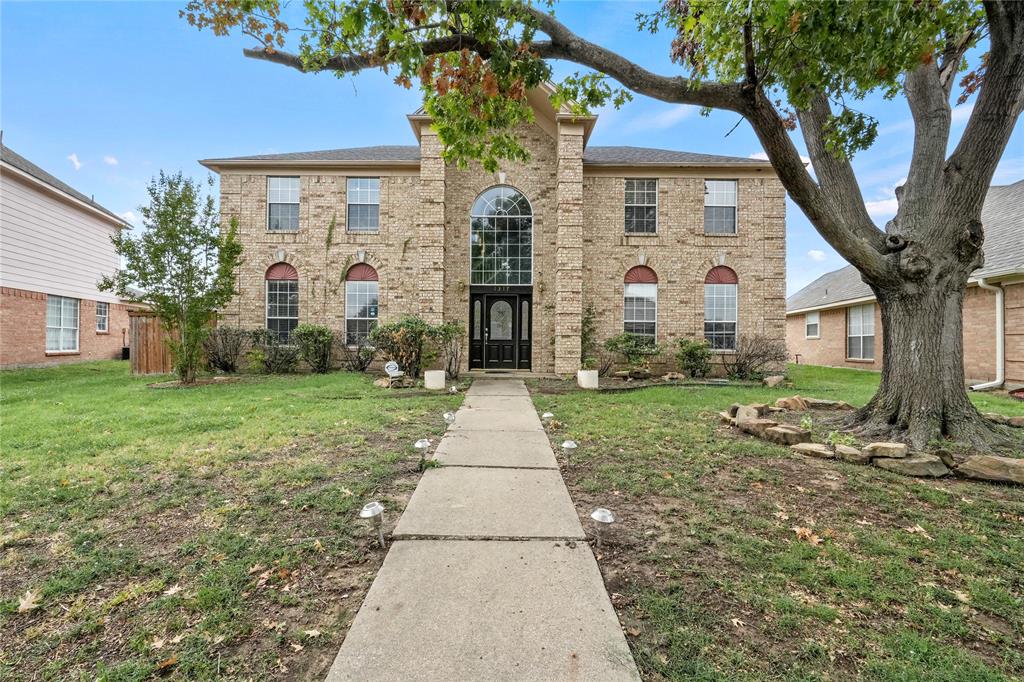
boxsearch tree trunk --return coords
[852,276,996,449]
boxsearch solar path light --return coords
[590,507,615,548]
[443,411,456,427]
[561,439,578,465]
[359,500,387,549]
[541,412,554,424]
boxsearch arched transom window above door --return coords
[470,186,533,286]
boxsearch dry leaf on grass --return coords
[155,656,178,671]
[905,524,933,540]
[163,584,182,596]
[626,626,641,637]
[18,588,41,613]
[151,637,166,650]
[290,643,304,652]
[313,539,325,553]
[731,618,746,628]
[792,527,823,546]
[304,629,322,638]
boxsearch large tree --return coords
[184,0,1024,447]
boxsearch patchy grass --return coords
[532,364,1024,681]
[0,361,460,680]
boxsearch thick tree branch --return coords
[938,29,976,93]
[901,63,951,230]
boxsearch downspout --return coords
[970,278,1004,391]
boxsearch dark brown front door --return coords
[469,290,532,370]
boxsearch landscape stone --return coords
[984,412,1010,425]
[373,377,391,388]
[790,442,833,458]
[775,395,809,411]
[932,449,956,468]
[955,455,1024,485]
[764,425,812,445]
[734,405,760,423]
[805,398,841,409]
[749,403,770,417]
[835,444,870,464]
[718,411,735,425]
[863,442,909,458]
[874,454,950,478]
[728,403,743,418]
[661,372,685,381]
[1009,416,1024,428]
[737,418,778,438]
[763,375,786,388]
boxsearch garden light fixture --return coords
[541,412,554,423]
[590,507,615,548]
[359,500,387,549]
[561,439,578,464]
[443,411,456,427]
[414,438,432,452]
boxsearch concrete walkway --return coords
[325,379,640,681]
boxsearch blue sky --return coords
[3,1,1022,296]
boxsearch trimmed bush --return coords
[293,324,334,373]
[338,340,376,372]
[203,326,248,373]
[249,329,300,374]
[604,333,662,369]
[675,338,712,378]
[430,321,465,379]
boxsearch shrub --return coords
[369,316,431,378]
[203,326,248,373]
[604,333,661,369]
[249,329,300,374]
[580,305,599,368]
[292,324,334,373]
[675,338,712,378]
[430,321,466,379]
[338,340,376,372]
[721,334,789,380]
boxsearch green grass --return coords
[532,364,1024,681]
[0,361,460,680]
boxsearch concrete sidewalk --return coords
[325,379,640,681]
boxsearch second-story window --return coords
[347,178,380,232]
[624,179,657,234]
[267,176,300,231]
[704,179,738,234]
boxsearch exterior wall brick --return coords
[786,280,1024,388]
[0,286,131,367]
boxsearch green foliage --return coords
[825,430,859,449]
[249,329,299,374]
[99,172,242,384]
[429,321,466,380]
[203,326,249,373]
[604,333,662,369]
[675,338,712,378]
[339,340,376,372]
[580,304,599,368]
[292,324,335,373]
[800,415,815,432]
[369,316,432,378]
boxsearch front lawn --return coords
[0,361,459,680]
[533,365,1024,680]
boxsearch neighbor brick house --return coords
[201,89,787,375]
[1,143,133,368]
[786,180,1023,389]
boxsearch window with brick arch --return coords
[704,266,738,350]
[266,263,299,342]
[345,263,379,345]
[623,266,658,338]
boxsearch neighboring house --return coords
[786,180,1024,389]
[200,88,787,375]
[1,143,132,368]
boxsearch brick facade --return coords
[211,107,787,376]
[786,281,1024,387]
[1,286,131,367]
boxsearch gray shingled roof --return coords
[1,144,127,225]
[787,180,1024,313]
[201,144,766,167]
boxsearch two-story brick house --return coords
[200,89,787,375]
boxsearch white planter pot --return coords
[424,370,446,390]
[577,369,599,390]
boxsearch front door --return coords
[469,290,532,370]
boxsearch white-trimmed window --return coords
[703,266,739,350]
[347,178,380,232]
[96,301,109,333]
[345,264,379,345]
[265,262,299,342]
[267,176,300,231]
[847,304,875,360]
[624,179,657,234]
[805,311,820,338]
[704,179,738,234]
[46,295,79,352]
[624,283,657,337]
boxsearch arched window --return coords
[345,263,379,345]
[266,263,299,342]
[624,266,658,338]
[470,186,533,285]
[704,266,738,349]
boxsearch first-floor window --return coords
[623,283,657,338]
[345,263,380,345]
[847,303,875,360]
[46,295,79,352]
[96,301,109,332]
[805,311,820,338]
[266,280,299,342]
[704,266,738,349]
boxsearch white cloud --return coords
[807,249,827,262]
[103,155,119,166]
[624,105,696,132]
[749,151,811,165]
[864,177,907,221]
[118,210,137,224]
[993,155,1024,184]
[950,102,974,124]
[67,153,82,170]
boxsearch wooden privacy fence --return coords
[129,310,174,375]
